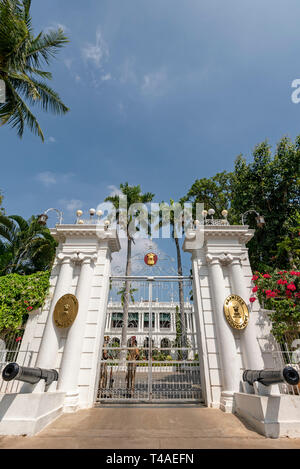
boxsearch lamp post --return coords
[241,210,265,228]
[37,208,63,226]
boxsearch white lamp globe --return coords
[208,209,215,216]
[76,210,83,217]
[104,220,110,227]
[89,208,96,216]
[222,210,228,218]
[96,210,103,217]
[202,210,208,217]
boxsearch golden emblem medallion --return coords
[144,252,158,266]
[53,294,79,329]
[224,294,249,330]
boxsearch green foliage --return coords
[230,136,300,271]
[0,0,69,141]
[251,270,300,344]
[0,213,57,275]
[186,171,232,219]
[186,135,300,271]
[0,270,50,333]
[105,182,155,239]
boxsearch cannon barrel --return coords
[243,366,300,387]
[2,363,58,387]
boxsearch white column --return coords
[34,255,74,392]
[230,258,264,370]
[207,255,240,411]
[57,254,96,411]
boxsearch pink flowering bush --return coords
[251,269,300,344]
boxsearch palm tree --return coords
[105,183,154,360]
[0,214,57,275]
[158,199,188,357]
[0,0,69,141]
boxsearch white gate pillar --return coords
[206,254,240,412]
[230,257,264,370]
[184,224,265,413]
[33,255,74,393]
[57,253,97,411]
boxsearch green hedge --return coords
[0,271,50,333]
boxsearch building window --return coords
[112,313,123,328]
[161,338,171,356]
[128,313,138,328]
[144,313,155,329]
[160,312,171,329]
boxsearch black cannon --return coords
[2,362,58,387]
[243,366,300,387]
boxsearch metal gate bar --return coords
[96,276,202,403]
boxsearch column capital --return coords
[206,253,233,265]
[57,253,73,264]
[73,252,98,265]
[206,252,247,266]
[57,252,98,264]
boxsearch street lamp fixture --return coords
[241,210,265,228]
[37,208,63,226]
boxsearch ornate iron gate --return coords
[96,276,202,403]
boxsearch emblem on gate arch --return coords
[223,294,249,330]
[144,252,158,266]
[53,294,79,328]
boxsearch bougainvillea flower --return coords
[263,274,272,279]
[16,337,22,342]
[287,283,296,291]
[249,297,256,303]
[252,275,259,281]
[26,306,33,311]
[252,286,258,293]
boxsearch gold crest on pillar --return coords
[53,294,79,328]
[223,294,249,330]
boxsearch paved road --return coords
[1,404,300,449]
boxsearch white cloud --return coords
[45,23,69,33]
[59,199,84,214]
[119,57,137,85]
[107,185,122,196]
[101,73,111,81]
[48,136,56,143]
[36,172,57,187]
[36,172,73,187]
[141,69,168,96]
[64,58,73,70]
[81,29,109,68]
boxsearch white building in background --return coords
[105,300,197,358]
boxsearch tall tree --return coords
[105,183,154,360]
[158,199,188,357]
[0,214,57,275]
[186,135,300,272]
[0,0,69,141]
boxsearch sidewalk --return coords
[1,404,300,449]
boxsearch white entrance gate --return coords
[96,276,202,403]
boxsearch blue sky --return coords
[1,0,300,269]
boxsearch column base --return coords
[63,391,80,413]
[0,392,65,436]
[220,391,235,413]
